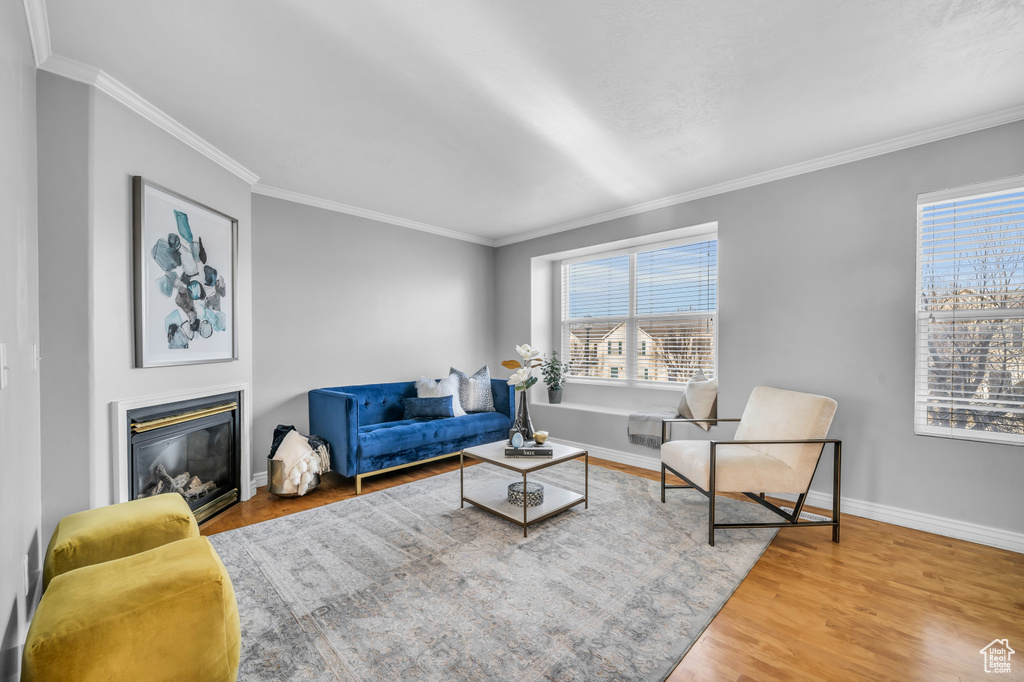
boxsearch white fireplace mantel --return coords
[111,382,253,505]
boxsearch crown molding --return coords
[23,1,257,185]
[22,0,51,67]
[36,53,260,185]
[251,184,497,247]
[37,53,97,85]
[255,93,1024,249]
[493,103,1024,247]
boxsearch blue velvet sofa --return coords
[308,379,514,493]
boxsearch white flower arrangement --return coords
[503,343,542,392]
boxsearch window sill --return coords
[915,425,1023,447]
[530,401,639,417]
[564,378,687,392]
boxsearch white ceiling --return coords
[41,0,1024,244]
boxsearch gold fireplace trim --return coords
[193,488,239,524]
[131,402,238,434]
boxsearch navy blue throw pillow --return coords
[403,396,455,419]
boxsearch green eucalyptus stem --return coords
[515,377,539,392]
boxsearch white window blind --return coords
[636,242,717,382]
[915,176,1024,444]
[561,234,717,384]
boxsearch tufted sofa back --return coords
[323,378,513,426]
[337,382,418,425]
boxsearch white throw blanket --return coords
[627,409,679,449]
[273,430,328,496]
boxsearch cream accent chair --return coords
[660,386,841,546]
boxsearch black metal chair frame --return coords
[660,418,842,546]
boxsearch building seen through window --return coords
[561,234,717,383]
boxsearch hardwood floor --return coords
[202,457,1024,681]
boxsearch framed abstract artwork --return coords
[133,177,238,367]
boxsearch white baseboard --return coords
[775,490,1024,555]
[554,438,662,472]
[556,438,1024,554]
[251,471,267,497]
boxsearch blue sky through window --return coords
[920,190,1024,308]
[637,242,717,315]
[566,255,629,318]
[565,240,718,319]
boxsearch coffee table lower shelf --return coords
[462,481,585,534]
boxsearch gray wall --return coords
[36,74,92,549]
[250,195,496,470]
[0,2,42,676]
[37,73,254,537]
[496,120,1024,535]
[88,87,254,499]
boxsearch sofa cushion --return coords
[359,412,510,460]
[359,418,429,434]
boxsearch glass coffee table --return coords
[460,440,588,537]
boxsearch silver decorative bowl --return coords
[508,481,544,507]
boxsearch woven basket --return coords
[267,457,320,498]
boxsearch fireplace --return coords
[126,392,241,523]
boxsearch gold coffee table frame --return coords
[460,440,588,537]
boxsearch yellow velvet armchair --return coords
[42,492,199,590]
[24,494,240,682]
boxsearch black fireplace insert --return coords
[127,392,241,523]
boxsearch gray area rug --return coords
[210,461,778,681]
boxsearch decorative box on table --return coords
[507,481,544,507]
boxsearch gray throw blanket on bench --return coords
[627,409,679,449]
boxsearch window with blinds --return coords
[562,233,717,384]
[915,176,1024,444]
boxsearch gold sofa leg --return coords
[353,451,461,495]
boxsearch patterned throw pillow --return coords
[415,375,466,416]
[449,366,495,413]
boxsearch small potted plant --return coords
[541,351,567,404]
